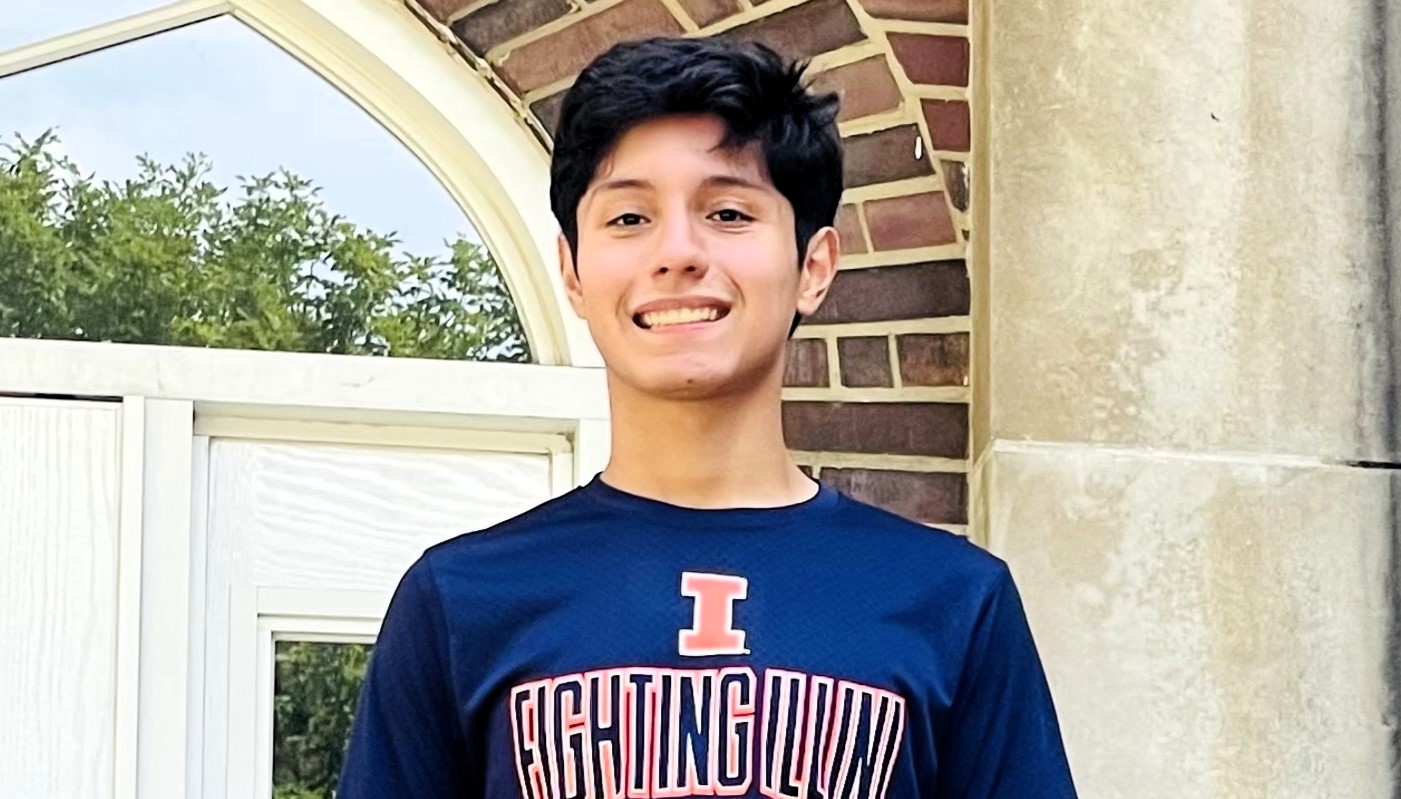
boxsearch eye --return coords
[608,212,647,227]
[710,208,754,224]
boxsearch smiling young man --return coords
[339,37,1075,798]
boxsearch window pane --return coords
[0,0,166,53]
[0,17,530,362]
[273,640,372,799]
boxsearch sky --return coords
[0,0,477,258]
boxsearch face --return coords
[560,114,838,401]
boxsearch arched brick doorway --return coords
[413,0,975,529]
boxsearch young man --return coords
[339,37,1075,798]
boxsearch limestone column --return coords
[974,0,1398,795]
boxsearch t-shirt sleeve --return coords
[338,556,469,798]
[935,563,1077,797]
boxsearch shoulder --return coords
[423,484,596,558]
[404,485,608,595]
[825,490,1011,593]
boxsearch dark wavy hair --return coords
[549,36,844,267]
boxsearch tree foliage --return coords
[0,131,530,798]
[0,131,529,362]
[273,641,371,799]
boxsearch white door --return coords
[0,339,608,799]
[199,428,565,798]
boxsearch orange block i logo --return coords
[678,572,749,656]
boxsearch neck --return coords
[600,373,815,509]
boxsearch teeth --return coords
[641,307,720,328]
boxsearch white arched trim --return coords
[0,0,602,367]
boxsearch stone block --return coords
[981,444,1394,798]
[985,0,1396,460]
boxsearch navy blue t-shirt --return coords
[339,476,1075,798]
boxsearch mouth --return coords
[633,304,732,330]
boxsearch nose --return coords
[654,213,709,277]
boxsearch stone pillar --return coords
[975,0,1398,795]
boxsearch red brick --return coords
[888,34,969,86]
[858,0,968,24]
[941,159,969,212]
[811,57,902,122]
[864,191,957,250]
[922,100,971,151]
[784,338,829,387]
[676,0,740,27]
[843,125,935,188]
[494,0,684,93]
[822,468,967,524]
[807,261,969,324]
[716,0,863,60]
[452,0,572,54]
[419,0,473,21]
[897,333,969,386]
[531,91,568,138]
[834,204,866,254]
[837,336,893,387]
[783,401,968,458]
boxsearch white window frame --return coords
[255,589,382,799]
[0,339,609,799]
[0,2,615,794]
[0,0,600,368]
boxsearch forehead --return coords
[590,114,773,189]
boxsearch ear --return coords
[558,233,587,319]
[796,226,840,317]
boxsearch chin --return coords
[629,359,780,402]
[635,370,735,401]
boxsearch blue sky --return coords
[0,1,476,257]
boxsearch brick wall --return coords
[414,0,973,529]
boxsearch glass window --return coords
[0,0,167,53]
[0,14,530,362]
[273,639,373,799]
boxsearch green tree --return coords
[273,642,372,799]
[0,130,529,362]
[0,131,530,798]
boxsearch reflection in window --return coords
[0,17,530,362]
[273,640,372,799]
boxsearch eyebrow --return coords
[590,174,771,195]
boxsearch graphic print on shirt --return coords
[507,573,908,799]
[679,571,749,656]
